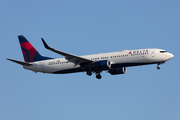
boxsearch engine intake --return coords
[109,67,127,75]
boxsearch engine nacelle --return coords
[93,60,111,70]
[109,67,127,75]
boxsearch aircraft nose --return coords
[170,53,174,58]
[168,53,174,59]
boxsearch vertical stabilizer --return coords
[18,35,52,62]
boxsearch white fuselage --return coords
[24,48,174,74]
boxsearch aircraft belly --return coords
[53,67,84,74]
[45,63,82,74]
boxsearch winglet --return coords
[41,38,51,49]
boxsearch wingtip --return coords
[6,58,14,62]
[41,38,51,49]
[6,58,12,61]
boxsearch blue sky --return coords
[0,0,180,120]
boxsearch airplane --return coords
[7,35,174,79]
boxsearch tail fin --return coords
[18,35,53,62]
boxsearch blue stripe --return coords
[53,68,84,74]
[33,52,53,62]
[52,62,164,74]
[21,47,30,62]
[111,62,160,68]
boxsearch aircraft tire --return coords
[96,74,102,79]
[157,66,160,70]
[86,71,92,76]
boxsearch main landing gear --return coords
[86,71,92,76]
[86,71,102,79]
[96,73,102,79]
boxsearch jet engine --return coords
[108,67,127,75]
[93,60,112,70]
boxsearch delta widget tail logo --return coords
[18,35,52,62]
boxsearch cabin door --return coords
[41,62,44,71]
[152,51,155,57]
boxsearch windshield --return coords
[160,51,167,53]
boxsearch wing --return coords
[41,38,94,66]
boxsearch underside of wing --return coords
[41,38,94,66]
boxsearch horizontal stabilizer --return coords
[7,58,33,66]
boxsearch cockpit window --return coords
[160,51,167,53]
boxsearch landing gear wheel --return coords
[96,74,102,79]
[86,71,92,76]
[157,66,160,70]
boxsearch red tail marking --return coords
[29,47,36,62]
[20,42,33,50]
[20,42,37,62]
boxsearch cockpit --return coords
[160,51,167,53]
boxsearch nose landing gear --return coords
[157,62,165,70]
[157,65,160,70]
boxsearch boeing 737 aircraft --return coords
[7,35,174,79]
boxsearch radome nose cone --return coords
[170,53,174,58]
[168,53,174,59]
